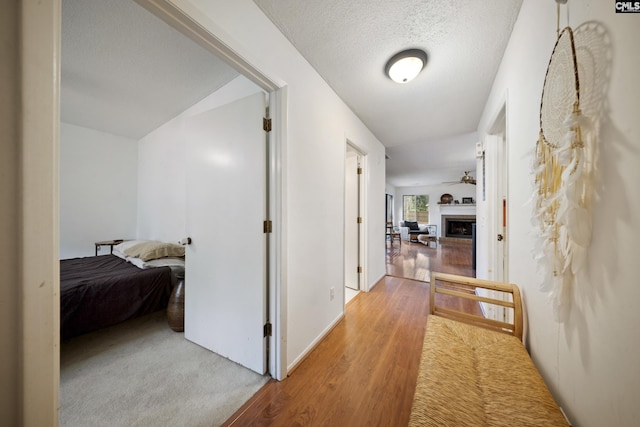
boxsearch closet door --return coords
[184,92,267,374]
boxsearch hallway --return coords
[222,241,476,426]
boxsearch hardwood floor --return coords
[386,239,475,280]
[222,242,475,427]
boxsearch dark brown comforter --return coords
[60,255,172,340]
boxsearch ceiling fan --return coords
[442,171,477,185]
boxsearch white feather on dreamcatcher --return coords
[531,2,597,322]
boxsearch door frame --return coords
[344,144,362,292]
[488,103,509,284]
[480,100,511,324]
[20,0,288,421]
[20,1,61,423]
[344,140,367,294]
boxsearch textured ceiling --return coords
[254,0,523,186]
[385,131,478,187]
[61,0,239,140]
[61,0,522,187]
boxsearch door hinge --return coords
[357,167,363,175]
[263,220,273,233]
[263,117,272,132]
[263,322,272,337]
[357,266,363,274]
[357,217,363,224]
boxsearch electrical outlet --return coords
[330,287,335,300]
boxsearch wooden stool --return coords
[389,232,401,246]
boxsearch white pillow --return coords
[128,256,185,270]
[123,240,185,261]
[112,240,147,260]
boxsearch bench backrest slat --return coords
[430,271,523,341]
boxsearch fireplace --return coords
[441,215,476,239]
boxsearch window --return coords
[403,195,429,223]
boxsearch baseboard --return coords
[285,275,392,375]
[286,312,345,376]
[368,273,386,291]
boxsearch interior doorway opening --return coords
[21,0,287,423]
[488,104,509,284]
[345,143,365,302]
[478,102,511,324]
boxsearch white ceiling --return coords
[61,0,522,187]
[61,0,239,140]
[385,131,479,187]
[254,0,523,187]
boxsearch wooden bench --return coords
[409,272,569,426]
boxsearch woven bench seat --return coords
[409,273,568,427]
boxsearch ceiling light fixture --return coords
[385,49,428,84]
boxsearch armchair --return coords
[400,221,426,241]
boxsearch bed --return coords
[60,240,185,340]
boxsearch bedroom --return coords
[58,3,283,423]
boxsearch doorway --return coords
[345,143,364,301]
[20,0,287,420]
[481,102,511,323]
[60,0,277,374]
[489,105,509,284]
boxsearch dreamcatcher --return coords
[531,0,595,321]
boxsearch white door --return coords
[345,149,360,290]
[495,131,511,323]
[480,106,511,323]
[184,92,267,374]
[496,131,508,284]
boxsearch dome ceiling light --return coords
[384,49,428,84]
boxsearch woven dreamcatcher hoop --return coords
[532,3,594,321]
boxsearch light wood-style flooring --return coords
[386,239,475,281]
[222,241,474,426]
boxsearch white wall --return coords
[171,0,387,370]
[478,1,640,425]
[395,183,476,238]
[385,183,396,198]
[59,123,138,259]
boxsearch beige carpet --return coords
[60,311,269,427]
